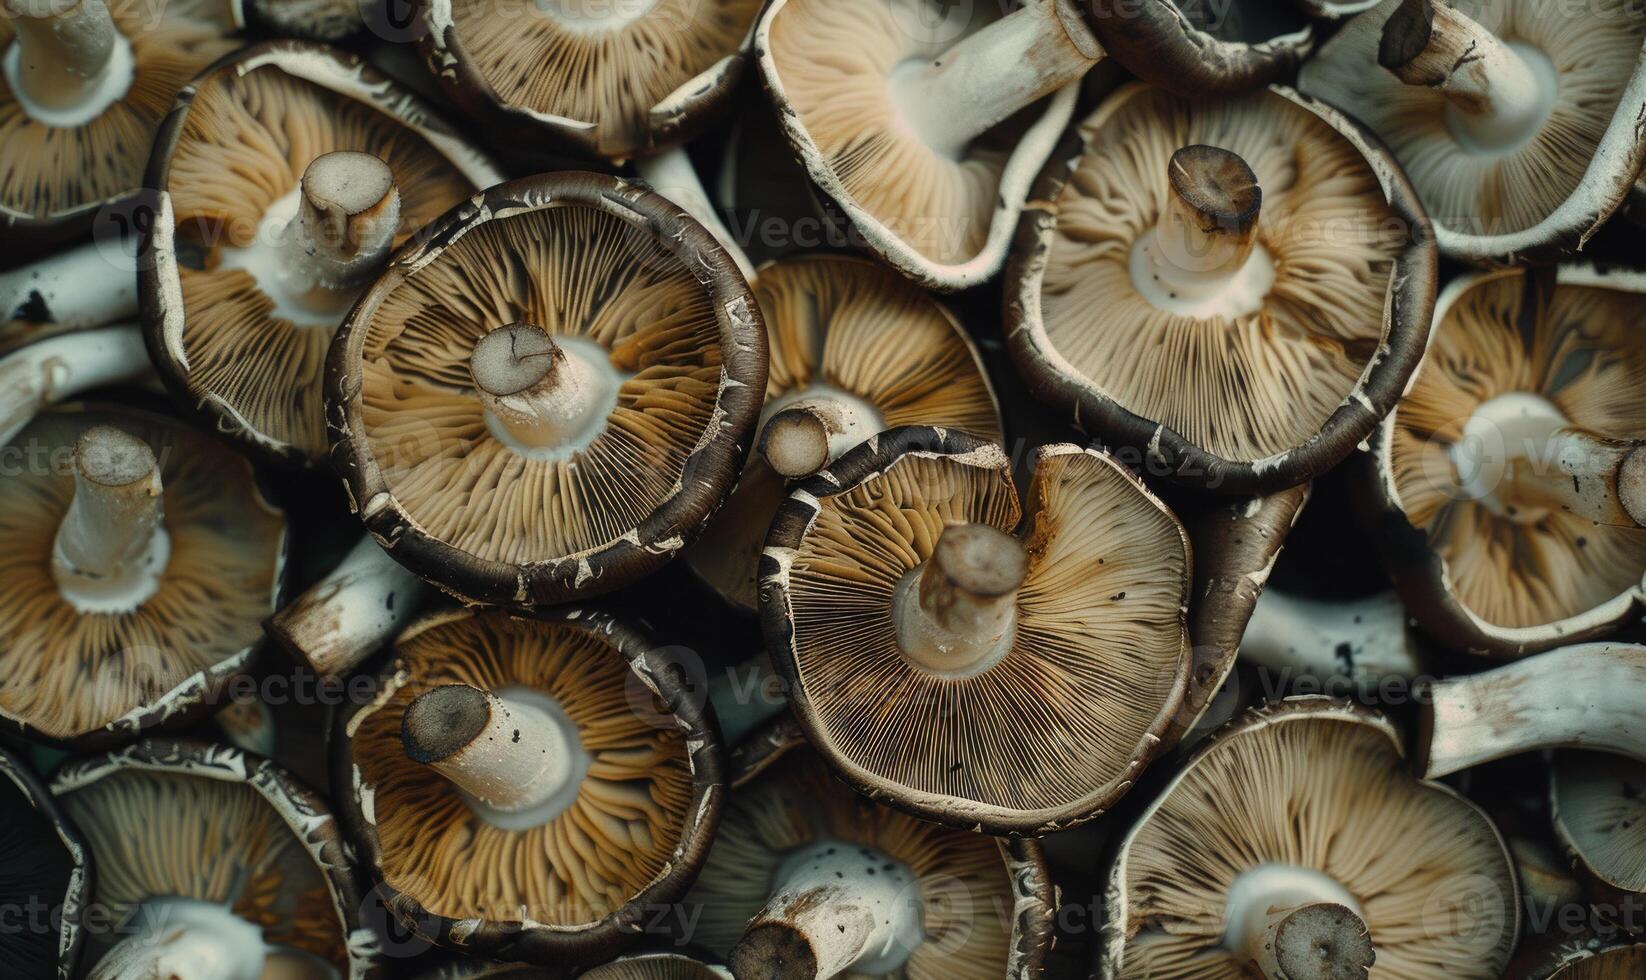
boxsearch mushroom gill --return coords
[357,203,725,564]
[352,613,694,925]
[1552,752,1646,895]
[1553,945,1646,979]
[1388,273,1646,630]
[1038,85,1404,463]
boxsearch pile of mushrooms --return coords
[5,1,1646,979]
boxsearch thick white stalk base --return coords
[893,523,1025,677]
[2,0,134,127]
[52,425,170,614]
[1224,865,1365,968]
[88,900,271,980]
[470,325,624,460]
[266,536,430,680]
[1240,590,1420,686]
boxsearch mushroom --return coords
[1547,944,1646,979]
[755,0,1096,289]
[265,535,434,680]
[0,744,87,978]
[0,0,237,260]
[52,739,371,979]
[1363,264,1646,657]
[0,321,150,445]
[140,40,502,467]
[1291,0,1382,17]
[1240,589,1425,691]
[1297,0,1646,263]
[239,0,362,42]
[1103,697,1521,979]
[327,171,767,608]
[762,426,1193,834]
[336,607,724,965]
[421,955,730,980]
[1550,751,1646,903]
[682,715,1055,980]
[683,253,1002,613]
[1006,82,1435,495]
[1085,0,1314,96]
[0,241,141,337]
[1416,643,1646,779]
[0,401,287,749]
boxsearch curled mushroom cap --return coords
[140,41,500,467]
[53,739,369,979]
[684,254,1002,613]
[0,745,86,978]
[683,718,1054,980]
[336,607,724,965]
[0,0,236,254]
[1366,265,1646,656]
[1087,0,1314,96]
[761,426,1192,834]
[1551,752,1646,899]
[1007,83,1434,494]
[1103,697,1520,979]
[327,171,766,607]
[1549,944,1646,979]
[417,0,759,161]
[1298,0,1646,263]
[0,402,286,749]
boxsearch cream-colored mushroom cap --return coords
[1552,752,1646,896]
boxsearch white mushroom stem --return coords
[469,322,614,452]
[757,387,884,480]
[1,0,130,124]
[1240,590,1422,687]
[894,523,1027,677]
[0,323,149,445]
[1419,643,1646,779]
[282,150,400,304]
[0,239,141,333]
[1245,902,1376,980]
[402,684,580,827]
[1224,866,1368,978]
[730,841,923,980]
[265,536,430,680]
[51,425,170,613]
[889,0,1102,159]
[88,900,270,980]
[1377,0,1550,149]
[1143,144,1265,305]
[634,146,757,281]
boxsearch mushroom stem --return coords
[87,899,269,980]
[889,0,1102,158]
[730,840,922,980]
[0,323,150,445]
[635,146,757,281]
[1418,643,1646,779]
[1149,144,1264,295]
[1246,902,1376,980]
[1377,0,1551,150]
[51,425,170,613]
[265,536,431,680]
[469,322,617,454]
[282,150,400,306]
[1240,590,1423,688]
[1,0,131,124]
[0,239,141,333]
[894,523,1027,676]
[757,389,885,480]
[402,684,584,828]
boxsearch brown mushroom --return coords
[0,744,87,978]
[1086,0,1314,97]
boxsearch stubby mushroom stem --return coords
[87,899,269,980]
[1135,145,1273,316]
[265,536,430,680]
[285,150,401,304]
[888,0,1102,159]
[1,0,133,125]
[893,523,1027,676]
[469,322,618,454]
[634,147,757,281]
[51,425,170,613]
[1246,902,1376,980]
[402,684,585,830]
[1377,0,1553,151]
[757,390,884,480]
[1240,590,1423,688]
[730,840,922,980]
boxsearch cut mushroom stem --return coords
[757,390,884,479]
[51,425,170,613]
[0,240,142,333]
[402,684,580,827]
[730,840,923,980]
[1377,0,1552,150]
[265,536,431,680]
[1145,144,1264,304]
[469,321,615,453]
[894,523,1027,677]
[635,146,757,281]
[87,898,270,980]
[1246,902,1376,980]
[889,0,1102,159]
[284,150,401,303]
[1,0,131,123]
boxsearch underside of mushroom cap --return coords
[0,403,286,748]
[1298,0,1646,262]
[1007,83,1433,495]
[1086,0,1314,96]
[1105,698,1519,979]
[1549,944,1646,978]
[0,746,85,978]
[328,172,765,608]
[761,426,1193,834]
[339,608,722,964]
[1551,752,1646,896]
[0,0,236,238]
[419,0,760,160]
[142,42,499,467]
[1373,266,1646,654]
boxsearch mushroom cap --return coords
[761,426,1193,834]
[683,718,1055,980]
[1007,83,1435,495]
[0,401,287,749]
[684,254,1003,613]
[1365,264,1646,657]
[754,0,1079,290]
[416,0,760,161]
[0,745,87,979]
[51,739,369,977]
[1549,944,1646,979]
[336,607,724,965]
[1103,697,1520,979]
[327,171,766,608]
[1297,0,1646,264]
[0,0,237,255]
[140,41,501,467]
[1086,0,1314,96]
[1551,752,1646,897]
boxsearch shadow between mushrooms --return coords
[761,426,1192,835]
[1006,83,1434,494]
[0,745,86,979]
